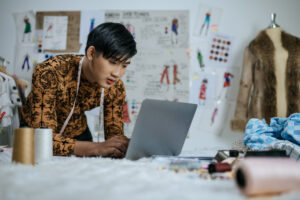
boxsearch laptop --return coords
[125,99,197,160]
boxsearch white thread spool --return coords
[34,128,53,164]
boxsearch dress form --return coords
[265,13,288,117]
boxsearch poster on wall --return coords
[79,10,105,54]
[194,4,222,38]
[104,10,190,136]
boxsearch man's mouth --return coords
[106,78,115,85]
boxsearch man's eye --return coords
[110,61,116,65]
[123,65,128,68]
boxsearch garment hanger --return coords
[268,13,280,28]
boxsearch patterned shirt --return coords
[21,55,125,156]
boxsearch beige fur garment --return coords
[231,28,300,132]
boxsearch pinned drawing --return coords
[194,5,222,38]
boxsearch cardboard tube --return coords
[12,128,35,165]
[235,158,300,196]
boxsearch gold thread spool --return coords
[12,128,35,165]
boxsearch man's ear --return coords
[86,46,96,61]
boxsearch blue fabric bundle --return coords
[244,113,300,160]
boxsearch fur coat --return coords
[231,29,300,131]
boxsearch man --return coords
[20,22,137,158]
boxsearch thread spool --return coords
[235,158,300,196]
[34,128,53,164]
[215,150,228,162]
[12,128,35,165]
[208,162,232,174]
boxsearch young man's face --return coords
[90,53,131,88]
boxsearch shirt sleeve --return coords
[103,80,126,140]
[21,61,76,156]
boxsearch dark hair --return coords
[85,22,137,63]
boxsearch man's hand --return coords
[74,135,130,158]
[95,136,129,158]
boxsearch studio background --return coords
[1,0,300,151]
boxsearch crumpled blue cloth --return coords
[244,113,300,160]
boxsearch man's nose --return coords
[112,66,122,78]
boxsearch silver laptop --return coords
[125,99,197,160]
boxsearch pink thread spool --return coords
[235,157,300,196]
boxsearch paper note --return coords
[43,16,68,50]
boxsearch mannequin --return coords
[231,14,300,131]
[265,27,288,117]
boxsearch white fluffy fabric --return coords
[0,151,298,200]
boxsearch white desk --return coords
[0,150,297,200]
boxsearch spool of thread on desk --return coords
[34,128,53,164]
[208,162,232,174]
[235,157,300,196]
[12,128,35,165]
[215,151,228,162]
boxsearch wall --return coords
[1,0,300,150]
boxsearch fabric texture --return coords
[244,113,300,160]
[231,29,300,131]
[21,55,126,156]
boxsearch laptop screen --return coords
[125,99,197,160]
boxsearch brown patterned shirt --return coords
[21,55,125,156]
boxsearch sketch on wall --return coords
[194,4,222,38]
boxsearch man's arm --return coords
[21,60,76,156]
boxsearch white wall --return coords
[1,0,300,71]
[1,0,300,150]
